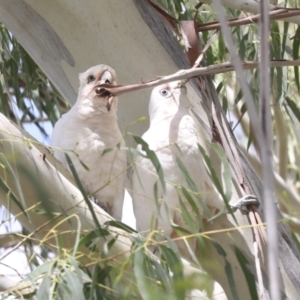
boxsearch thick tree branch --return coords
[0,114,130,263]
[0,113,217,297]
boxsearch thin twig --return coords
[96,59,300,97]
[254,241,265,299]
[254,210,267,242]
[193,29,219,68]
[195,2,203,10]
[200,0,300,25]
[249,211,265,264]
[197,8,300,32]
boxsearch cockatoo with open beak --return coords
[51,65,126,221]
[131,81,258,257]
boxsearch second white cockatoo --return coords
[131,81,258,257]
[51,64,126,221]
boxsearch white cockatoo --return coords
[131,81,258,257]
[51,65,126,221]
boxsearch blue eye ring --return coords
[159,88,172,98]
[87,74,96,83]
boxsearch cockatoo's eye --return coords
[159,89,173,98]
[87,75,96,84]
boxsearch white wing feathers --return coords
[131,81,225,248]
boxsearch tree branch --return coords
[96,59,300,97]
[200,0,300,25]
[197,8,300,32]
[0,113,218,297]
[0,113,131,263]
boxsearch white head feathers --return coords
[148,81,189,123]
[77,64,117,114]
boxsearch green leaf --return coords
[212,240,226,257]
[238,32,248,60]
[102,236,118,256]
[198,145,237,223]
[165,235,181,258]
[79,228,110,249]
[36,276,51,300]
[127,146,147,195]
[180,187,201,219]
[152,258,173,293]
[133,248,154,300]
[225,259,239,300]
[153,180,162,215]
[216,81,223,94]
[293,26,300,92]
[102,147,113,156]
[90,264,113,299]
[56,282,72,300]
[70,215,81,257]
[24,260,54,283]
[222,95,228,113]
[65,270,85,300]
[247,130,253,152]
[65,153,106,238]
[175,156,197,192]
[286,97,300,123]
[176,156,211,218]
[291,231,300,253]
[218,34,226,59]
[104,220,136,233]
[78,158,90,170]
[163,201,191,234]
[132,135,166,193]
[70,257,86,285]
[159,245,185,299]
[270,21,281,60]
[0,174,26,217]
[212,241,239,300]
[178,193,198,232]
[55,232,64,256]
[275,67,283,102]
[234,247,259,300]
[281,21,289,58]
[0,153,27,216]
[211,143,232,201]
[126,146,147,158]
[240,102,247,114]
